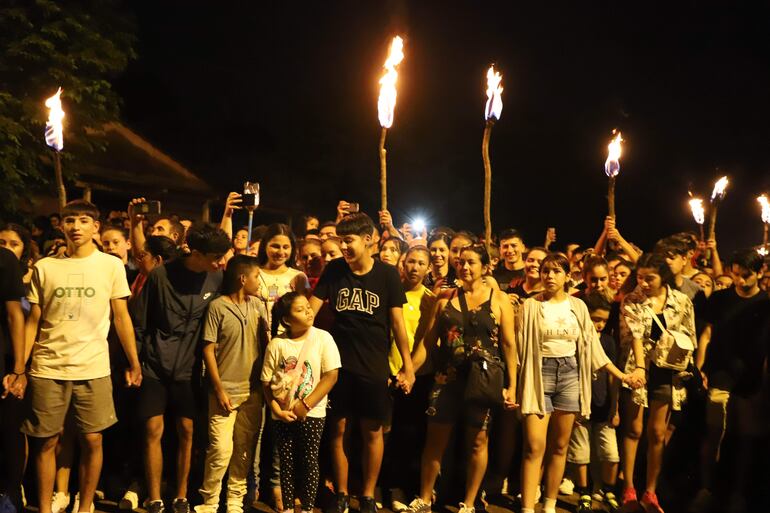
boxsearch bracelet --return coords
[12,371,25,377]
[301,398,312,411]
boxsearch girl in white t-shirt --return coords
[261,292,340,513]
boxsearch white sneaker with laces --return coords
[558,477,575,496]
[72,492,96,513]
[406,497,431,513]
[457,502,475,513]
[51,492,70,513]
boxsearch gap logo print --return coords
[335,288,380,314]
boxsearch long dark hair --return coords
[271,291,302,338]
[257,224,297,268]
[637,252,676,288]
[0,222,32,274]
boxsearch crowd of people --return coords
[1,193,769,513]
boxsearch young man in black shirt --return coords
[693,248,770,511]
[134,223,230,513]
[310,213,415,513]
[492,228,526,293]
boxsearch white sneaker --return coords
[558,477,575,496]
[71,493,95,513]
[457,502,474,513]
[390,488,408,512]
[51,492,70,513]
[406,497,431,513]
[119,491,140,511]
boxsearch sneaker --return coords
[390,489,409,513]
[119,490,140,511]
[576,494,592,513]
[72,493,95,513]
[622,487,638,506]
[640,491,664,513]
[592,489,604,502]
[359,496,378,513]
[558,477,575,496]
[687,489,713,513]
[51,492,70,513]
[334,494,349,513]
[457,503,474,513]
[146,500,165,513]
[173,498,191,513]
[406,497,431,513]
[603,491,620,512]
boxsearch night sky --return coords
[116,1,770,253]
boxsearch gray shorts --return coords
[22,375,117,438]
[542,356,580,413]
[567,420,620,464]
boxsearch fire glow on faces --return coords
[524,249,547,280]
[379,239,402,266]
[265,235,293,268]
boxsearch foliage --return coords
[0,0,135,219]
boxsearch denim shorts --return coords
[542,356,580,413]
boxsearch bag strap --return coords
[457,288,471,336]
[295,328,313,368]
[645,305,667,334]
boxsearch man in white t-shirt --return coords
[19,200,142,513]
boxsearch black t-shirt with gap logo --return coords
[702,287,770,397]
[313,258,406,382]
[0,247,26,377]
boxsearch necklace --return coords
[229,295,249,325]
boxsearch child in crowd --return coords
[565,291,621,513]
[196,255,270,513]
[262,292,341,513]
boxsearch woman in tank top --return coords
[406,244,517,513]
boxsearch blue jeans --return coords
[542,356,580,413]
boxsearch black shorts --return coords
[328,369,392,423]
[426,375,491,430]
[136,377,198,420]
[647,364,675,404]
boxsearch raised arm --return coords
[219,191,242,239]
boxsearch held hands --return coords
[396,367,416,394]
[2,372,27,400]
[623,368,646,389]
[124,365,143,389]
[610,411,621,428]
[502,386,519,410]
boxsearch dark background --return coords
[116,1,770,252]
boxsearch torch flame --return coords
[604,130,623,177]
[484,65,503,121]
[759,194,770,224]
[45,87,65,151]
[377,36,404,129]
[710,176,729,201]
[688,198,705,225]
